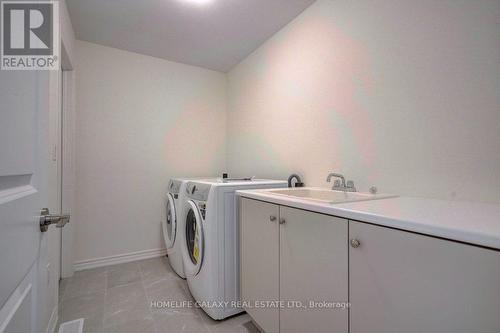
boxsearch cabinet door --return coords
[240,198,280,333]
[349,221,500,333]
[280,206,348,333]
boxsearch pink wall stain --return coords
[236,15,378,182]
[163,101,225,175]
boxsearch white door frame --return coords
[43,39,76,333]
[59,43,76,279]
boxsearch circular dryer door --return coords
[162,193,177,249]
[184,200,204,276]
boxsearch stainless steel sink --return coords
[268,188,396,204]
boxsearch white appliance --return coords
[164,177,219,278]
[163,178,215,278]
[162,179,188,278]
[181,178,287,319]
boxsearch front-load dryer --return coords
[163,179,188,278]
[181,178,287,319]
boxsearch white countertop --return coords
[236,189,500,250]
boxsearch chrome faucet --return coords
[326,172,357,192]
[287,174,304,188]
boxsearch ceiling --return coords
[66,0,315,72]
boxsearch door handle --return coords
[350,239,361,248]
[40,208,70,232]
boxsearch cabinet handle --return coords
[279,218,286,225]
[269,216,277,222]
[350,239,361,248]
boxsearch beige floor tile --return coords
[146,278,197,316]
[153,312,210,333]
[103,278,151,328]
[140,256,177,287]
[107,262,142,288]
[73,266,107,278]
[145,274,182,295]
[103,295,152,328]
[64,271,107,300]
[59,292,104,330]
[59,278,69,302]
[82,320,104,333]
[105,281,146,306]
[139,256,171,272]
[58,258,263,333]
[201,312,260,333]
[106,318,156,333]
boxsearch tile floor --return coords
[57,256,259,333]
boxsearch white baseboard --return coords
[73,248,167,271]
[46,304,58,333]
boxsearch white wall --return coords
[75,41,226,263]
[74,0,500,264]
[60,0,76,68]
[227,0,500,203]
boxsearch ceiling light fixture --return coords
[182,0,213,5]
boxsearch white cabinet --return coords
[280,206,348,333]
[240,198,348,333]
[240,198,280,333]
[240,197,500,333]
[349,221,500,333]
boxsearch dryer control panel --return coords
[168,179,182,194]
[185,182,211,202]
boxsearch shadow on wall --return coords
[228,11,378,185]
[164,100,226,175]
[268,15,377,167]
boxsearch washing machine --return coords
[163,178,216,278]
[181,178,287,319]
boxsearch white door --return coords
[349,221,500,333]
[240,198,280,333]
[0,67,54,333]
[183,200,204,277]
[279,207,348,333]
[163,193,177,249]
